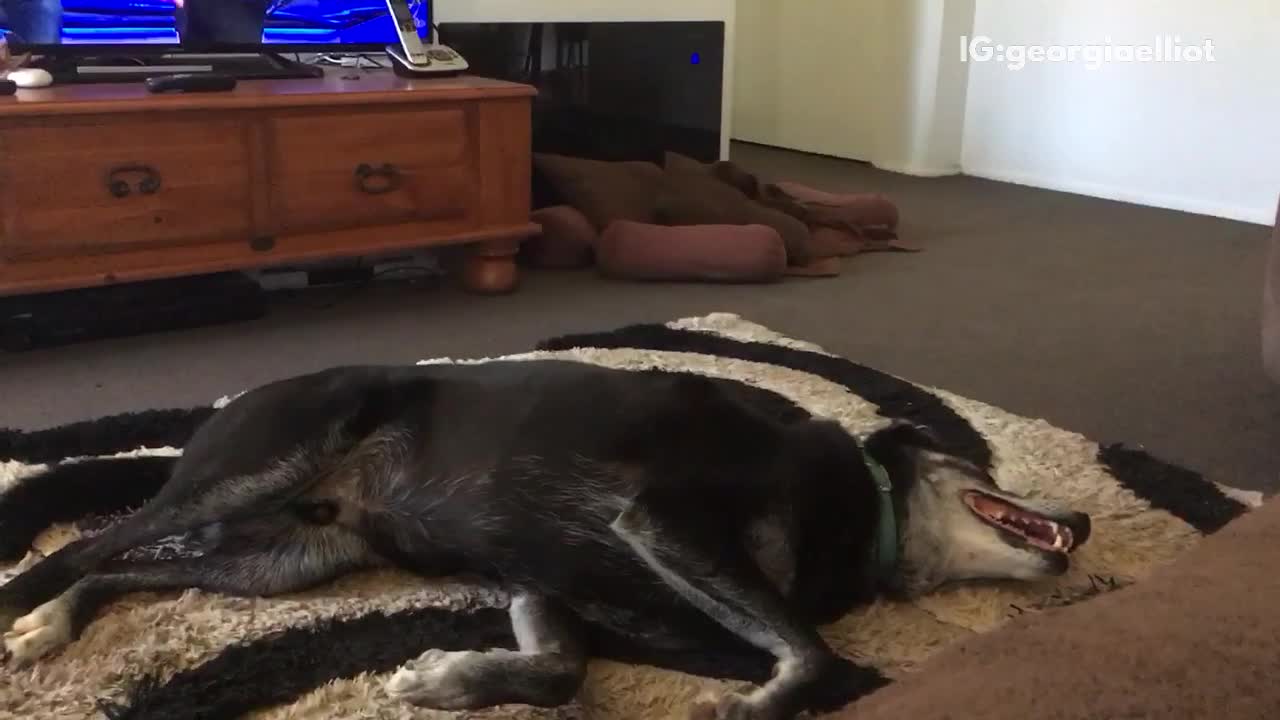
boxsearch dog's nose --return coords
[1069,512,1092,549]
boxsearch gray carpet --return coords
[2,143,1277,492]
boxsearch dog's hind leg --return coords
[0,456,176,563]
[0,495,260,632]
[3,525,375,666]
[0,434,328,630]
[386,592,588,711]
[0,505,202,633]
[610,497,857,720]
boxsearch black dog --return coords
[0,361,1089,719]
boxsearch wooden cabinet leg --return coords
[462,239,521,295]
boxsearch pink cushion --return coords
[527,206,597,269]
[596,221,786,283]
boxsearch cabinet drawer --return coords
[0,119,253,261]
[268,107,473,234]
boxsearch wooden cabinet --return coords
[0,72,538,295]
[267,107,473,233]
[1,118,254,261]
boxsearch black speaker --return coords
[1,273,265,352]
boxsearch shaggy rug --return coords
[0,313,1261,720]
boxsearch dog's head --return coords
[865,422,1092,597]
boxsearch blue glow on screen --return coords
[0,0,407,45]
[408,0,430,41]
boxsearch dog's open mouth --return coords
[964,492,1075,554]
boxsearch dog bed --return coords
[525,206,599,270]
[596,221,787,283]
[0,314,1261,720]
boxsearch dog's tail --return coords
[0,455,175,562]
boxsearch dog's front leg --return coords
[387,592,588,711]
[611,497,860,720]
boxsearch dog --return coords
[0,360,1090,719]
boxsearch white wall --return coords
[732,0,974,176]
[872,0,975,176]
[440,0,737,159]
[962,0,1280,224]
[733,1,887,163]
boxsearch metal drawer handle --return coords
[354,163,402,195]
[106,164,162,199]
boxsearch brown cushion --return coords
[533,154,662,231]
[836,499,1280,720]
[596,221,786,283]
[653,167,812,265]
[525,205,597,269]
[774,181,901,229]
[665,150,770,199]
[664,150,715,176]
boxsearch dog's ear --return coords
[863,420,941,465]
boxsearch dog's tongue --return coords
[971,494,1015,518]
[972,494,1044,528]
[968,492,1072,551]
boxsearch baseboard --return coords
[963,166,1275,226]
[729,140,962,178]
[871,161,962,178]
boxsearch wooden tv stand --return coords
[0,70,538,296]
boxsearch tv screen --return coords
[0,0,430,49]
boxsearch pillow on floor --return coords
[533,154,663,231]
[665,152,908,256]
[526,206,597,269]
[774,181,901,229]
[596,221,786,283]
[664,150,770,201]
[654,166,812,266]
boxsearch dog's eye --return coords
[294,501,338,525]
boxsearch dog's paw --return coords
[688,691,769,720]
[2,595,73,666]
[386,649,484,710]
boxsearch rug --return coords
[0,313,1261,720]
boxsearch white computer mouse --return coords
[8,68,54,89]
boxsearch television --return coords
[0,0,427,52]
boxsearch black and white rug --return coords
[0,314,1261,719]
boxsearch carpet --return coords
[0,313,1261,720]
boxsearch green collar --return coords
[864,451,899,585]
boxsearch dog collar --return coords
[864,452,899,585]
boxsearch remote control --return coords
[144,73,238,94]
